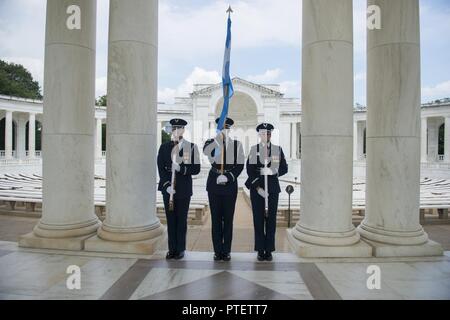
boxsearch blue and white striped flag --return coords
[216,10,234,132]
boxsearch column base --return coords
[18,218,101,251]
[361,239,443,257]
[19,232,94,251]
[286,228,373,258]
[357,222,430,245]
[357,222,443,257]
[84,224,166,255]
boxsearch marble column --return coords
[287,0,371,257]
[85,0,164,254]
[5,111,13,159]
[445,117,450,162]
[286,122,292,159]
[291,122,298,159]
[421,117,428,162]
[427,119,439,162]
[95,118,102,159]
[17,117,27,160]
[353,121,357,161]
[28,113,36,159]
[357,0,442,257]
[157,121,162,149]
[19,0,100,250]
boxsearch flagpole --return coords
[169,135,179,212]
[219,6,233,176]
[264,136,269,219]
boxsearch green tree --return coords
[96,94,107,107]
[162,130,170,144]
[0,59,42,99]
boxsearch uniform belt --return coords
[210,167,232,174]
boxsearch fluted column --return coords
[157,121,162,150]
[5,111,13,159]
[421,117,427,162]
[20,0,100,250]
[353,121,358,161]
[17,117,27,160]
[287,0,371,257]
[95,118,102,159]
[28,113,36,159]
[357,0,442,256]
[291,122,298,159]
[85,0,164,254]
[427,119,439,162]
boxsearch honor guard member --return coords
[157,119,201,260]
[203,117,245,261]
[245,123,288,261]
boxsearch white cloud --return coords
[158,87,177,104]
[247,68,282,83]
[279,81,300,98]
[158,67,221,103]
[246,68,299,97]
[158,66,303,103]
[422,80,450,101]
[159,0,301,62]
[95,77,107,99]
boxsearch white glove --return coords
[257,187,268,198]
[166,186,176,195]
[217,175,228,185]
[172,162,181,172]
[260,167,274,176]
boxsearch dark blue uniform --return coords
[203,136,244,257]
[245,142,288,256]
[157,139,200,256]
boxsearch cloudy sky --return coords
[0,0,449,104]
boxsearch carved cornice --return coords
[190,77,284,98]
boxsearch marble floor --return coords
[0,241,449,300]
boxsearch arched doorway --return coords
[215,91,258,155]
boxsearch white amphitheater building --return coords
[1,83,450,175]
[1,85,450,233]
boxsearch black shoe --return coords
[214,253,222,261]
[222,253,231,261]
[174,251,185,260]
[265,252,273,261]
[257,251,265,261]
[166,251,176,260]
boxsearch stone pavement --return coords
[0,240,449,300]
[1,192,450,300]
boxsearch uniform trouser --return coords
[250,190,279,253]
[208,192,238,255]
[163,194,190,254]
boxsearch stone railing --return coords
[1,151,41,159]
[0,158,42,166]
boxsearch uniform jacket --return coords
[203,136,244,196]
[157,139,201,199]
[245,142,288,194]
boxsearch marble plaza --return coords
[1,0,450,300]
[0,241,449,300]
